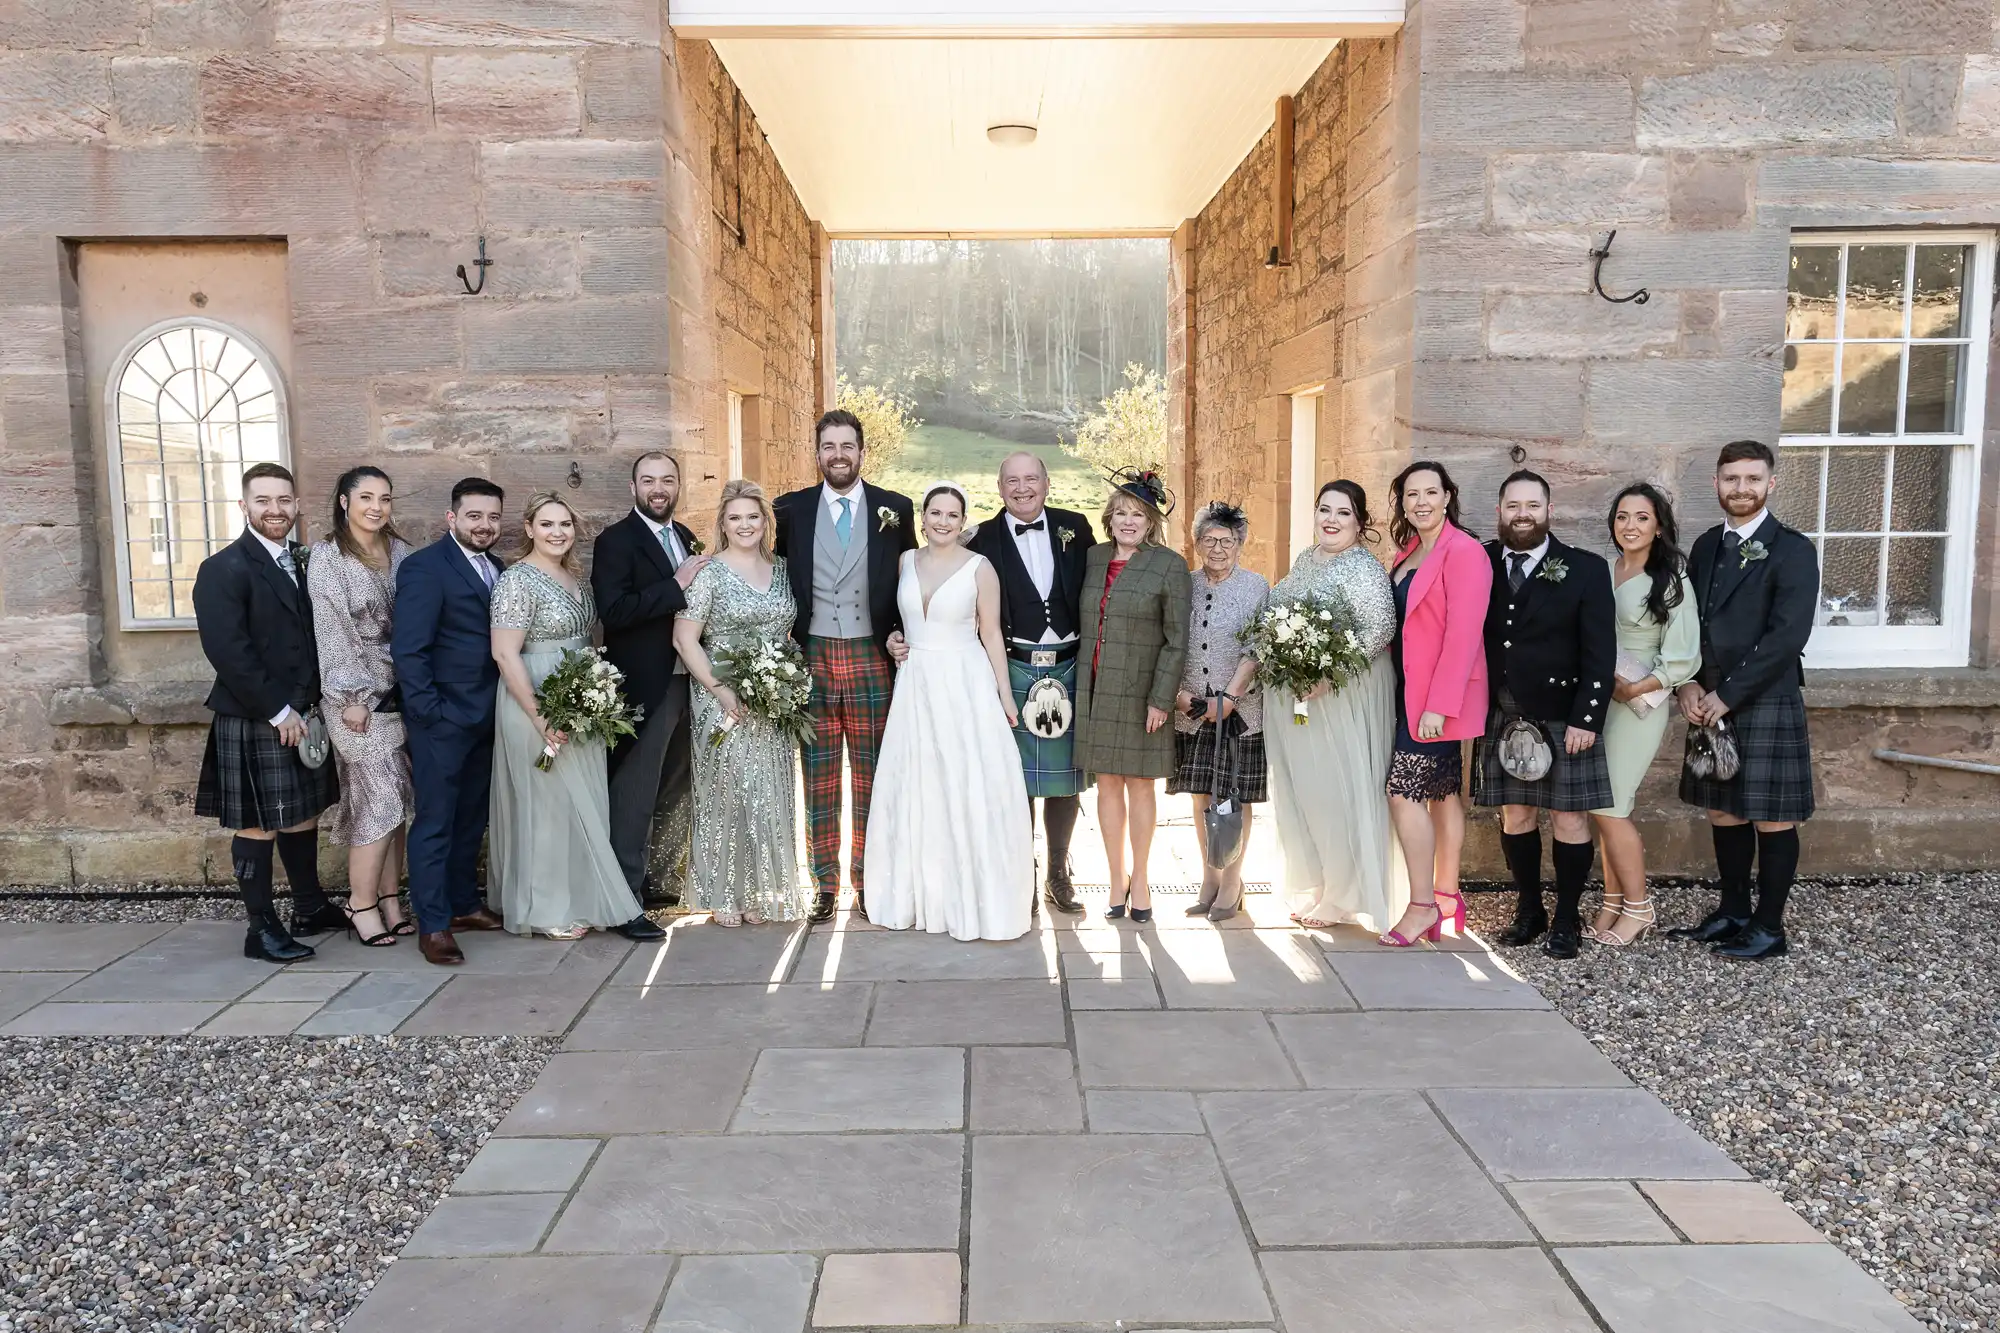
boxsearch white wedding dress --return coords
[864,551,1034,942]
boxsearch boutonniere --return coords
[1537,556,1568,584]
[684,532,705,556]
[877,506,900,531]
[1738,539,1768,570]
[1057,526,1076,551]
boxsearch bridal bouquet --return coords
[534,647,643,772]
[708,638,815,747]
[1240,594,1372,724]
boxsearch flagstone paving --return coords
[0,903,1928,1332]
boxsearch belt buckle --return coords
[1030,649,1058,668]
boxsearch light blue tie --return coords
[658,525,677,566]
[835,497,853,547]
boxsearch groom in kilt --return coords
[1670,439,1818,961]
[1474,470,1618,960]
[192,463,342,963]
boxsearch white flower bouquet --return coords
[708,637,815,747]
[533,647,643,772]
[1239,593,1373,723]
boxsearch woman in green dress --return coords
[1588,482,1700,946]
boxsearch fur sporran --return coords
[1684,718,1741,782]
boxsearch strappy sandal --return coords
[1600,895,1656,947]
[341,899,396,948]
[1585,890,1626,944]
[1377,901,1443,948]
[712,910,743,928]
[1434,887,1467,936]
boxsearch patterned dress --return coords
[679,558,811,920]
[307,538,414,847]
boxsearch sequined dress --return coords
[679,558,810,920]
[1262,544,1410,930]
[487,563,643,936]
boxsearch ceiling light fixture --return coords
[986,123,1037,147]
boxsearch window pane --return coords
[1888,445,1952,532]
[129,578,175,622]
[1787,245,1840,340]
[1818,537,1881,625]
[1886,538,1946,626]
[1834,343,1902,435]
[1781,343,1835,433]
[1824,447,1886,532]
[1844,244,1908,339]
[1772,448,1823,532]
[1911,245,1969,339]
[1903,344,1963,434]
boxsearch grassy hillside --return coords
[868,424,1107,530]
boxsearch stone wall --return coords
[0,8,817,884]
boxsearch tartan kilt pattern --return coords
[802,635,894,891]
[1009,656,1085,799]
[1473,710,1614,813]
[1679,689,1816,823]
[195,713,339,831]
[1167,719,1269,803]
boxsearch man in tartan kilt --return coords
[192,463,342,963]
[1669,440,1819,961]
[1474,470,1619,960]
[773,410,918,924]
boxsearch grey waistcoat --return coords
[809,502,873,639]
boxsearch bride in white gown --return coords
[866,481,1035,942]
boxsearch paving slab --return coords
[1073,1011,1300,1089]
[864,978,1064,1045]
[245,969,361,1002]
[545,1134,963,1254]
[794,930,1058,982]
[496,1050,757,1136]
[968,1134,1270,1325]
[395,975,603,1036]
[1272,1010,1629,1088]
[53,923,279,1002]
[296,970,446,1035]
[294,925,573,975]
[1306,921,1483,952]
[1639,1180,1827,1243]
[610,921,804,986]
[198,1001,323,1035]
[0,922,173,971]
[402,1193,566,1257]
[1064,976,1162,1009]
[564,983,872,1052]
[1263,1247,1600,1333]
[0,972,86,1025]
[813,1252,960,1327]
[1202,1091,1529,1244]
[969,1046,1083,1132]
[654,1253,818,1333]
[2,999,227,1036]
[342,1255,672,1333]
[453,1138,600,1195]
[1558,1244,1929,1332]
[1509,1181,1679,1244]
[1323,949,1550,1009]
[732,1047,964,1132]
[1086,1090,1202,1133]
[1148,928,1356,1011]
[1431,1088,1748,1182]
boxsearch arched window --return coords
[106,320,289,627]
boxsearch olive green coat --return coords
[1075,542,1192,779]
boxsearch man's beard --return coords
[457,528,498,552]
[1501,519,1548,552]
[639,495,675,522]
[1720,491,1764,516]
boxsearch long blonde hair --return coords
[714,479,776,561]
[519,491,586,575]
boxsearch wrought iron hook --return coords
[456,236,493,296]
[1589,230,1649,305]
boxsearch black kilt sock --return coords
[1042,795,1081,874]
[1712,822,1756,919]
[1551,838,1595,932]
[1752,827,1800,930]
[1500,828,1544,918]
[232,835,277,928]
[274,828,330,913]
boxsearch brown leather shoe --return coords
[419,930,465,966]
[451,905,505,931]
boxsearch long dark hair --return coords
[1388,460,1464,550]
[330,465,404,565]
[1316,479,1378,545]
[1607,482,1686,626]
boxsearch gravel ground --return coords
[0,892,242,925]
[1469,873,1998,1333]
[0,1036,554,1332]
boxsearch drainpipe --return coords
[1873,749,2000,777]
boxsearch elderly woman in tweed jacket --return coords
[1075,472,1190,924]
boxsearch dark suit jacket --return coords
[192,529,322,722]
[1482,535,1618,734]
[771,481,917,655]
[592,510,698,715]
[1686,513,1819,710]
[391,536,503,732]
[967,507,1097,642]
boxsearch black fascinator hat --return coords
[1108,466,1176,517]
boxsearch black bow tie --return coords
[1015,520,1045,536]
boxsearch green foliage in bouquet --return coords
[1239,593,1374,723]
[709,637,816,748]
[533,647,642,772]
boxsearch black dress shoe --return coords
[1542,924,1581,960]
[1044,874,1086,916]
[1712,922,1787,960]
[614,915,667,942]
[245,921,314,964]
[639,874,681,909]
[852,891,866,919]
[1497,911,1549,948]
[807,892,836,924]
[289,900,346,937]
[1666,909,1750,944]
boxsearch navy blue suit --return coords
[392,536,502,933]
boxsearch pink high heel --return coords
[1377,901,1443,948]
[1434,887,1467,936]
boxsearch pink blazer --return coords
[1392,522,1492,741]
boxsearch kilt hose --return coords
[1008,655,1085,799]
[803,635,894,893]
[1679,689,1816,824]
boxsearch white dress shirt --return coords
[636,507,687,565]
[822,480,865,537]
[1502,535,1551,586]
[249,530,300,727]
[453,536,497,588]
[1725,508,1769,542]
[1006,508,1070,645]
